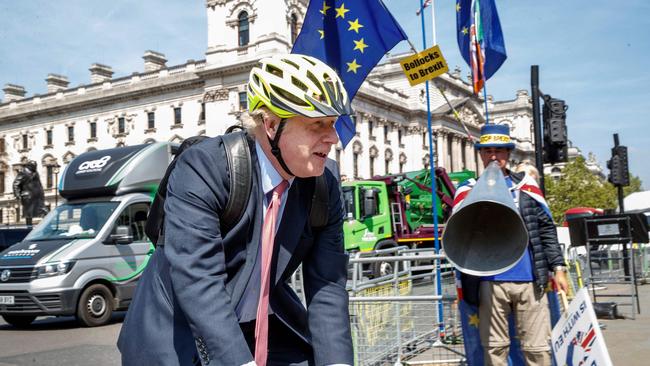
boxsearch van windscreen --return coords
[25,202,120,241]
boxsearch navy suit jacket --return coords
[117,134,352,366]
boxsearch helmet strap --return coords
[268,118,295,177]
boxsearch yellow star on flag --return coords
[320,1,331,15]
[318,29,325,39]
[347,18,364,33]
[456,2,461,12]
[461,27,469,35]
[335,3,350,19]
[353,38,368,53]
[469,313,480,327]
[346,59,361,73]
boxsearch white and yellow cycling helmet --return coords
[247,54,352,118]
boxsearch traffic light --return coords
[542,97,569,164]
[607,145,630,186]
[543,98,568,145]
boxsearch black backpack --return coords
[145,131,329,247]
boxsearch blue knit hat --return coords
[474,124,515,150]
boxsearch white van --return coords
[0,142,175,327]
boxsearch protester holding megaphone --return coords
[448,124,569,365]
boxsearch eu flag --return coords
[456,0,507,94]
[292,0,408,147]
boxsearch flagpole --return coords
[418,0,445,340]
[431,0,437,45]
[482,83,490,124]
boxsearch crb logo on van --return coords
[76,156,111,175]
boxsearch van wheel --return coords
[2,315,36,328]
[77,284,113,327]
[371,240,398,278]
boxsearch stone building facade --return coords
[0,0,537,224]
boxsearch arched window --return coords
[41,155,57,189]
[63,151,76,164]
[290,13,299,43]
[238,11,250,47]
[384,149,393,175]
[369,146,378,178]
[399,153,407,174]
[352,141,363,179]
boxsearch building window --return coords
[239,92,248,111]
[353,153,359,179]
[22,134,28,150]
[369,156,375,178]
[352,115,358,132]
[46,165,53,188]
[67,126,74,142]
[384,125,389,142]
[384,150,393,175]
[174,107,182,125]
[368,120,373,137]
[90,122,97,139]
[147,112,155,129]
[422,132,427,146]
[291,13,299,43]
[238,11,250,47]
[0,171,4,193]
[0,138,4,153]
[199,103,206,122]
[118,117,125,134]
[399,161,404,174]
[44,130,52,145]
[398,128,403,145]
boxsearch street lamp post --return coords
[53,163,61,208]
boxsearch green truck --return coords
[341,168,475,276]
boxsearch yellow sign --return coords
[399,45,449,86]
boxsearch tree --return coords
[544,156,634,224]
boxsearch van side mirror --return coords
[109,225,133,245]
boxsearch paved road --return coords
[0,283,647,365]
[0,313,124,366]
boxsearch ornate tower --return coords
[205,0,308,66]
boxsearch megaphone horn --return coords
[442,161,529,276]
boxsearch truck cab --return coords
[0,142,175,327]
[342,168,468,276]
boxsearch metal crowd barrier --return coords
[347,248,466,366]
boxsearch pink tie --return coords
[254,180,289,366]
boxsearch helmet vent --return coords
[266,65,283,78]
[271,85,310,107]
[301,56,317,66]
[291,76,309,93]
[282,59,300,70]
[306,71,326,100]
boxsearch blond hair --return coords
[515,162,540,183]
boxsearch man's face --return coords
[479,147,510,171]
[277,115,339,177]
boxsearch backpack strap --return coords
[221,131,252,231]
[309,174,329,229]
